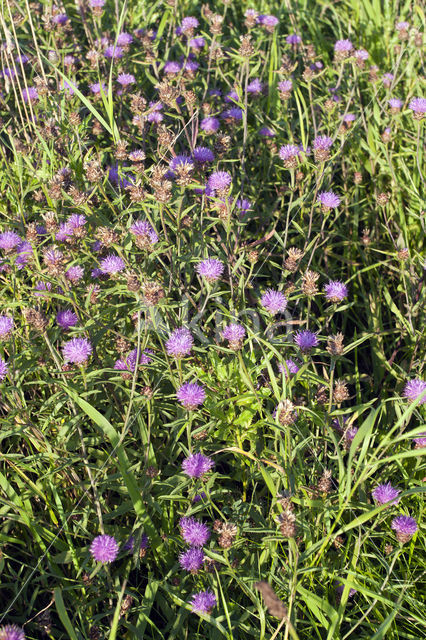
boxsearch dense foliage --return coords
[0,0,424,638]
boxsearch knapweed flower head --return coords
[314,135,333,150]
[179,516,211,546]
[391,515,417,543]
[200,116,220,133]
[0,357,8,381]
[193,146,215,163]
[62,337,92,364]
[382,73,394,87]
[278,359,300,377]
[0,231,21,251]
[196,258,224,282]
[22,87,38,102]
[372,483,400,505]
[164,60,181,74]
[395,21,409,31]
[278,80,293,96]
[247,78,263,94]
[90,82,106,95]
[114,348,152,373]
[179,547,204,573]
[90,534,119,563]
[190,36,205,49]
[279,144,300,168]
[222,107,244,121]
[389,98,403,110]
[116,32,133,46]
[259,127,275,137]
[181,16,199,33]
[0,625,25,640]
[318,191,341,209]
[182,452,214,478]
[335,582,357,600]
[324,280,348,302]
[177,382,206,410]
[207,171,232,193]
[222,323,246,350]
[100,255,125,275]
[261,289,288,315]
[117,73,135,87]
[66,265,84,283]
[334,39,353,59]
[294,330,319,352]
[286,33,302,45]
[408,97,426,119]
[166,328,193,358]
[354,49,369,64]
[403,379,426,404]
[413,433,426,448]
[130,220,158,249]
[0,316,13,339]
[190,589,217,614]
[90,0,105,7]
[257,14,279,29]
[56,310,78,329]
[169,154,194,171]
[104,45,123,59]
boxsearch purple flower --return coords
[354,49,369,61]
[179,516,211,546]
[34,281,52,298]
[22,87,38,102]
[90,534,119,563]
[318,191,341,209]
[236,198,252,214]
[335,583,357,599]
[324,280,348,302]
[15,241,33,268]
[222,107,244,121]
[313,135,333,151]
[129,150,145,162]
[124,533,148,552]
[395,21,409,31]
[193,492,207,502]
[100,255,125,275]
[179,547,205,573]
[166,328,193,357]
[62,337,92,364]
[403,379,426,405]
[0,625,25,640]
[193,147,215,163]
[278,80,293,93]
[278,359,300,377]
[177,382,206,410]
[56,310,78,329]
[0,316,13,338]
[334,39,353,53]
[115,348,152,372]
[372,483,400,505]
[90,82,106,95]
[279,144,300,164]
[196,258,224,281]
[0,357,8,381]
[259,127,275,137]
[104,45,123,59]
[391,515,417,543]
[408,97,426,116]
[257,14,279,28]
[169,154,194,171]
[66,265,84,283]
[294,330,319,352]
[116,32,133,46]
[413,433,426,448]
[222,323,246,349]
[382,73,394,87]
[190,589,217,614]
[388,98,403,109]
[343,113,356,123]
[208,171,232,192]
[261,289,288,315]
[90,0,105,7]
[164,61,181,74]
[247,78,263,94]
[181,16,199,33]
[0,231,21,251]
[190,37,205,49]
[130,220,158,247]
[200,116,220,133]
[286,34,302,45]
[182,453,214,478]
[62,80,77,95]
[117,73,135,86]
